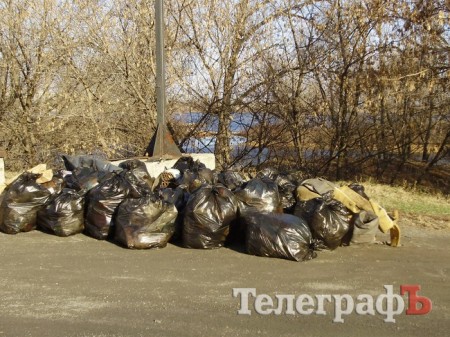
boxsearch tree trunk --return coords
[421,97,433,162]
[215,108,232,169]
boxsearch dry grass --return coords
[361,181,450,216]
[339,180,450,230]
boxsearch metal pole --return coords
[155,0,166,127]
[155,0,165,157]
[144,0,181,158]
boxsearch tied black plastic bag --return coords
[309,200,351,250]
[85,171,148,240]
[217,171,245,191]
[197,167,215,184]
[293,198,322,224]
[159,186,189,241]
[159,187,189,211]
[176,168,212,193]
[183,185,238,249]
[235,177,282,216]
[256,167,278,180]
[64,167,113,192]
[37,189,85,237]
[348,183,370,200]
[119,159,154,188]
[172,156,206,172]
[115,194,178,249]
[0,173,51,234]
[244,213,317,262]
[275,174,297,212]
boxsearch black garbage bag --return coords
[244,213,317,262]
[37,188,85,237]
[115,194,178,249]
[183,185,238,249]
[275,174,297,212]
[122,170,153,197]
[176,170,201,192]
[309,200,351,250]
[293,198,322,223]
[256,167,278,180]
[197,167,215,184]
[217,171,245,191]
[348,183,370,200]
[176,169,211,193]
[159,186,189,210]
[235,177,282,216]
[159,186,190,241]
[84,171,148,240]
[0,173,52,234]
[64,167,113,192]
[119,159,154,188]
[62,154,121,172]
[172,156,206,172]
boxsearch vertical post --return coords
[155,0,166,125]
[155,0,166,157]
[144,0,182,158]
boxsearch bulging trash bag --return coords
[159,186,190,241]
[244,213,317,262]
[183,185,238,249]
[0,173,52,234]
[62,154,121,173]
[84,171,148,240]
[172,156,206,172]
[159,186,189,211]
[122,170,153,197]
[115,194,178,249]
[64,167,113,192]
[256,167,278,180]
[275,174,297,212]
[217,171,245,191]
[235,177,282,216]
[293,198,322,223]
[309,200,351,250]
[37,188,85,237]
[176,169,211,193]
[119,159,154,188]
[197,167,215,185]
[348,183,370,200]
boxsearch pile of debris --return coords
[0,155,400,262]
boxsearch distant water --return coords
[174,112,274,165]
[173,112,258,133]
[173,112,450,167]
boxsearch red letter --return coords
[400,285,432,315]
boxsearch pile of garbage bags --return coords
[0,155,400,262]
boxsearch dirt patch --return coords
[400,213,450,231]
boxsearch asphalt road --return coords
[0,225,449,337]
